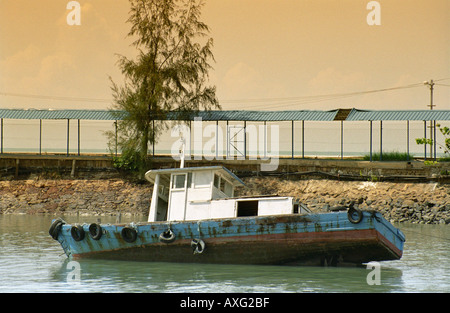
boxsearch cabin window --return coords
[224,181,233,196]
[237,200,258,217]
[220,179,233,196]
[214,174,220,189]
[213,174,233,197]
[194,172,211,188]
[172,174,186,189]
[219,177,226,192]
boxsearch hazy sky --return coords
[1,0,449,111]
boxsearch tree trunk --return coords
[138,123,150,180]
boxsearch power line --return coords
[220,84,417,104]
[220,83,425,109]
[1,78,448,107]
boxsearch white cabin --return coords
[145,166,305,222]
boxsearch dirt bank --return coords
[1,176,449,224]
[238,177,450,224]
[0,178,151,216]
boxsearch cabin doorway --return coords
[237,200,258,217]
[154,178,170,221]
[155,197,168,221]
[168,173,188,220]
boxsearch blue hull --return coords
[50,210,405,266]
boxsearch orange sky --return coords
[0,0,449,111]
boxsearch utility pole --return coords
[424,79,435,160]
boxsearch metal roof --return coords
[0,109,124,120]
[193,110,339,121]
[0,109,339,121]
[346,109,450,121]
[145,166,245,186]
[1,108,449,121]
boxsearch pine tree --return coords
[108,0,219,178]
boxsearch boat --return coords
[49,164,405,266]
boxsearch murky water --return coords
[0,215,449,293]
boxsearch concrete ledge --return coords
[1,153,449,180]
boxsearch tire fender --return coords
[191,239,205,254]
[348,207,363,224]
[89,223,103,240]
[49,218,66,240]
[159,229,176,244]
[121,226,138,243]
[71,225,85,241]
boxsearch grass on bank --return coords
[362,151,413,161]
[363,151,450,162]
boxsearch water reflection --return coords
[46,255,404,293]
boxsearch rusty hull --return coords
[53,211,405,266]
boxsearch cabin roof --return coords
[144,166,245,186]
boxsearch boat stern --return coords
[368,210,405,260]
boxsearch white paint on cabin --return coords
[145,166,301,222]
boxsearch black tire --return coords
[71,225,85,241]
[121,227,137,243]
[159,229,176,244]
[348,207,363,224]
[89,223,103,240]
[191,239,205,254]
[49,218,65,240]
